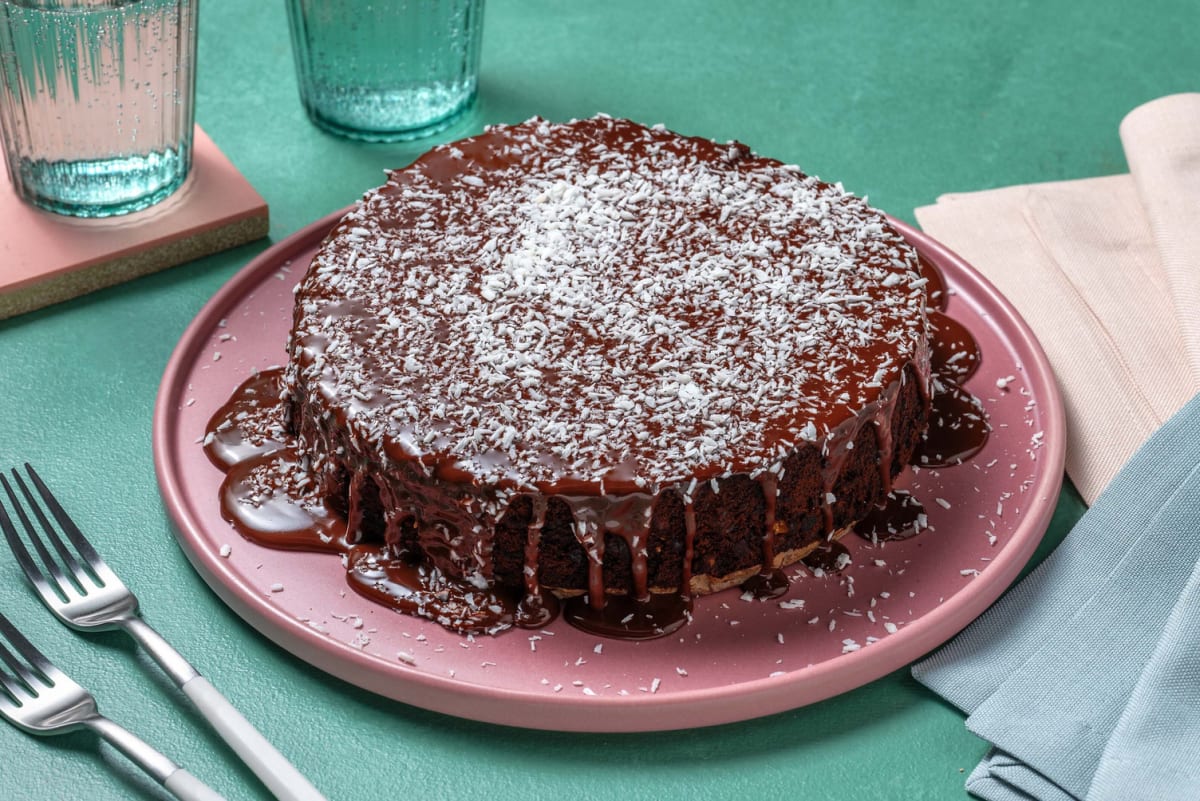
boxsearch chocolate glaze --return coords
[913,250,991,467]
[219,445,352,554]
[211,382,520,634]
[285,117,933,606]
[345,546,519,635]
[913,380,990,467]
[741,569,790,600]
[204,369,289,471]
[202,119,996,640]
[930,311,981,383]
[208,318,985,638]
[563,593,691,640]
[853,490,927,543]
[513,495,559,627]
[803,540,852,574]
[918,254,948,312]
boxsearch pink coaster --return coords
[0,126,268,321]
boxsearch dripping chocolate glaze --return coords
[802,540,852,574]
[204,118,993,640]
[850,268,990,542]
[914,310,990,468]
[853,490,928,544]
[207,279,983,638]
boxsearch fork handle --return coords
[165,769,229,801]
[87,716,228,801]
[122,619,326,801]
[182,675,327,801]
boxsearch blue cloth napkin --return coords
[912,391,1200,801]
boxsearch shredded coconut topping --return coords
[287,116,926,491]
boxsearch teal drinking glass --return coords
[285,0,484,142]
[0,0,198,218]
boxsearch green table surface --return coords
[1,0,1192,798]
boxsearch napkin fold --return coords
[911,94,1200,801]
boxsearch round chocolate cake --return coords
[281,115,931,630]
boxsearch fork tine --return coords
[0,614,51,695]
[10,469,100,591]
[25,464,108,574]
[0,680,19,710]
[0,636,35,700]
[0,657,28,706]
[0,479,55,597]
[0,473,81,601]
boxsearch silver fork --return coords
[0,465,326,801]
[0,611,226,800]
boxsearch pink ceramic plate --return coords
[154,210,1065,732]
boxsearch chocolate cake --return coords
[270,115,931,633]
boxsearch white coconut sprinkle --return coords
[285,116,926,493]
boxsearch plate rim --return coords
[153,209,1066,732]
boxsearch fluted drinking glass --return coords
[285,0,483,142]
[0,0,198,218]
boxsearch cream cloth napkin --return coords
[914,93,1200,504]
